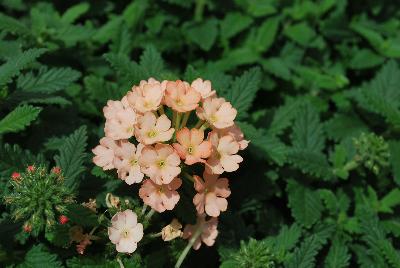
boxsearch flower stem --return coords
[149,232,162,238]
[158,105,165,115]
[175,112,182,130]
[175,225,203,268]
[199,122,210,131]
[117,257,125,268]
[141,204,148,215]
[194,0,206,22]
[180,112,191,129]
[145,208,156,220]
[194,119,205,129]
[182,171,195,182]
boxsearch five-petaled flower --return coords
[126,78,164,113]
[135,112,174,145]
[173,128,212,165]
[193,172,231,217]
[92,137,120,170]
[108,210,143,253]
[115,141,145,185]
[182,215,218,250]
[164,80,201,112]
[196,97,237,129]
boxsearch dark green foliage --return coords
[0,0,399,267]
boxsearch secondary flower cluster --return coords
[92,78,248,253]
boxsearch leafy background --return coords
[0,0,400,267]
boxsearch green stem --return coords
[199,122,210,131]
[149,232,162,238]
[145,208,156,220]
[141,204,148,215]
[182,171,195,182]
[194,119,205,129]
[175,225,203,268]
[117,257,125,268]
[194,0,206,22]
[158,105,165,115]
[180,112,191,129]
[175,112,182,130]
[343,160,358,171]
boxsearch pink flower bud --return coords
[59,215,69,225]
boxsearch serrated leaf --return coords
[17,67,81,93]
[61,2,90,24]
[184,19,218,51]
[18,244,62,268]
[139,45,164,79]
[325,239,350,268]
[0,105,42,135]
[287,180,323,228]
[288,149,333,180]
[379,189,400,214]
[0,12,29,35]
[225,67,261,120]
[0,48,47,87]
[389,141,400,185]
[269,97,305,136]
[274,224,302,252]
[285,234,324,268]
[54,126,88,189]
[220,12,253,40]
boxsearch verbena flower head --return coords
[92,77,247,255]
[4,165,75,236]
[108,209,143,253]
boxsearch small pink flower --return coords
[27,165,35,172]
[11,172,21,181]
[217,124,249,150]
[206,131,243,174]
[52,166,62,175]
[196,97,237,129]
[191,78,216,99]
[108,209,143,254]
[92,137,120,170]
[58,215,69,225]
[193,172,231,217]
[115,142,145,185]
[139,144,181,185]
[164,80,201,112]
[173,128,212,165]
[126,78,164,113]
[139,177,182,212]
[104,99,137,140]
[182,215,218,250]
[135,112,174,145]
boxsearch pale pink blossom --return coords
[139,177,182,212]
[92,137,120,170]
[173,128,212,165]
[115,142,145,185]
[104,99,137,140]
[206,131,243,174]
[191,78,216,99]
[193,172,231,217]
[164,80,201,112]
[217,124,249,150]
[108,210,143,253]
[182,215,218,250]
[139,144,181,184]
[126,78,164,113]
[196,97,237,129]
[135,112,174,145]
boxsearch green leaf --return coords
[139,45,165,79]
[379,189,400,213]
[285,234,324,268]
[389,141,400,185]
[268,97,305,136]
[274,224,302,252]
[288,149,333,180]
[61,2,90,24]
[17,67,81,93]
[291,104,325,152]
[325,239,350,268]
[220,12,253,40]
[0,105,42,135]
[225,67,262,119]
[324,114,368,141]
[54,126,88,189]
[251,16,280,53]
[0,12,29,35]
[122,0,148,28]
[284,22,316,47]
[0,48,47,87]
[287,180,323,228]
[348,49,385,69]
[18,244,62,268]
[184,19,218,51]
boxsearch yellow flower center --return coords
[158,160,166,168]
[176,99,184,106]
[130,158,138,166]
[210,114,218,123]
[187,146,194,155]
[122,229,130,238]
[144,101,152,108]
[126,126,134,133]
[147,130,157,138]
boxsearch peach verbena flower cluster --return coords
[92,78,248,253]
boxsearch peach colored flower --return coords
[139,177,182,212]
[126,78,164,113]
[191,78,216,99]
[206,131,243,174]
[196,97,237,129]
[104,99,137,140]
[92,137,120,170]
[115,142,145,185]
[108,209,143,254]
[173,127,212,165]
[217,124,249,150]
[182,215,218,250]
[139,144,181,184]
[135,112,174,145]
[161,219,183,241]
[164,80,201,112]
[193,172,231,217]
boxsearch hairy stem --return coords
[145,208,156,220]
[194,0,206,22]
[141,204,148,215]
[194,119,205,129]
[182,171,195,182]
[175,225,203,268]
[180,111,191,129]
